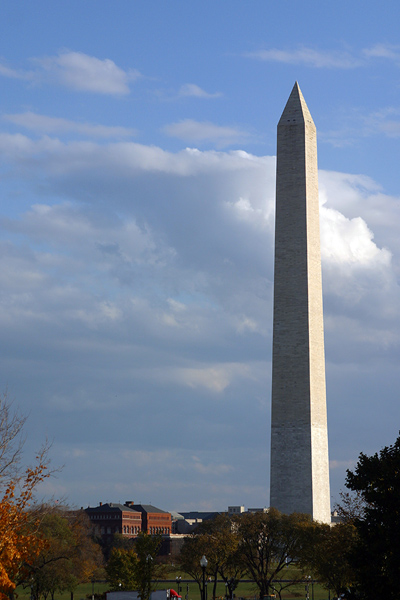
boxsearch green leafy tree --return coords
[24,509,103,600]
[300,521,357,598]
[234,509,311,600]
[193,514,244,600]
[29,512,75,600]
[345,433,400,600]
[106,548,138,590]
[134,533,165,600]
[178,533,208,596]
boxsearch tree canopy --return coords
[179,514,244,599]
[299,521,357,597]
[345,432,400,600]
[24,508,103,600]
[106,547,138,591]
[0,458,50,598]
[179,509,312,600]
[0,391,53,600]
[234,509,311,599]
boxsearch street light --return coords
[305,575,311,600]
[146,555,153,600]
[200,555,208,600]
[176,576,182,596]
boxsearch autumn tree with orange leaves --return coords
[0,393,51,599]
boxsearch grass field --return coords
[15,578,333,600]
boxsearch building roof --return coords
[178,511,221,520]
[132,503,169,514]
[85,502,140,514]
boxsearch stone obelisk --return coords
[270,82,331,523]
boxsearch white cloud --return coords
[178,83,222,99]
[245,46,361,68]
[172,363,250,393]
[246,43,400,70]
[0,61,34,81]
[192,456,233,475]
[363,43,400,62]
[162,119,251,147]
[0,51,140,95]
[34,50,139,95]
[361,107,400,139]
[4,112,136,139]
[319,170,400,253]
[320,205,391,268]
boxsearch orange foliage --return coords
[0,459,50,599]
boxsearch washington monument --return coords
[270,83,331,523]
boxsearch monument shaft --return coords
[270,83,330,523]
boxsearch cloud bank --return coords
[0,50,140,95]
[1,130,399,510]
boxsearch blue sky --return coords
[1,0,400,513]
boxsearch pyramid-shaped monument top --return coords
[278,82,315,127]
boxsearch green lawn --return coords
[157,579,331,600]
[15,579,332,600]
[15,566,332,600]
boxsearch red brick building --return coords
[85,502,142,544]
[85,501,172,543]
[125,502,172,535]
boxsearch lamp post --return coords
[176,576,182,596]
[305,575,311,600]
[146,554,153,600]
[200,555,208,600]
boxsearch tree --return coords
[179,514,244,600]
[21,508,103,600]
[201,514,244,600]
[0,392,27,488]
[134,533,165,600]
[106,547,138,590]
[178,532,209,597]
[345,433,400,600]
[234,509,311,600]
[333,489,366,523]
[28,510,75,600]
[0,450,50,599]
[300,521,358,598]
[0,393,60,600]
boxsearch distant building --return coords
[85,500,172,543]
[172,511,221,534]
[228,506,245,515]
[85,502,142,545]
[126,502,172,535]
